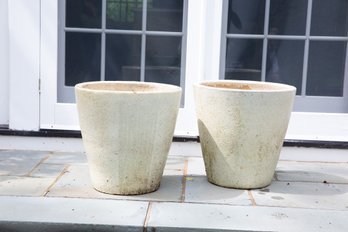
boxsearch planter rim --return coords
[194,80,296,93]
[75,81,181,95]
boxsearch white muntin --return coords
[194,80,296,189]
[75,81,181,195]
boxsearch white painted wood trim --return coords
[286,112,348,142]
[176,0,206,136]
[202,0,224,81]
[40,0,58,130]
[0,0,9,125]
[8,0,40,131]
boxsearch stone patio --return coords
[0,142,348,231]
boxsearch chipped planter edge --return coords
[75,81,182,195]
[194,80,296,189]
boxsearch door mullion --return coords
[261,0,270,82]
[100,0,106,81]
[301,0,313,96]
[140,0,147,82]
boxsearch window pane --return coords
[105,34,141,81]
[224,39,263,81]
[311,0,348,36]
[106,0,143,30]
[145,36,181,86]
[306,41,346,97]
[65,32,101,86]
[266,40,304,95]
[269,0,307,35]
[66,0,102,28]
[147,0,183,32]
[227,0,265,34]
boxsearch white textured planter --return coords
[194,80,296,189]
[75,81,181,195]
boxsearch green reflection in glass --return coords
[106,0,143,30]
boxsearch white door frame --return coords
[40,0,202,136]
[8,0,40,131]
[39,0,348,141]
[203,0,348,142]
[0,0,9,125]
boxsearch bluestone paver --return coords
[1,146,348,231]
[0,176,56,196]
[147,202,348,232]
[168,141,202,157]
[0,196,147,231]
[30,163,66,178]
[252,181,348,210]
[44,151,87,164]
[280,147,348,162]
[46,164,94,197]
[186,157,206,176]
[0,150,49,176]
[184,176,251,205]
[48,164,183,202]
[276,161,348,184]
[164,156,185,172]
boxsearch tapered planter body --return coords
[194,80,296,189]
[75,81,181,195]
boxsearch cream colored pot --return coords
[194,80,296,189]
[75,81,181,195]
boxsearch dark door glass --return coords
[66,0,102,28]
[65,32,101,86]
[105,34,142,81]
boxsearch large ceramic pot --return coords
[194,80,296,189]
[75,81,181,195]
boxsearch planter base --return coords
[207,178,272,190]
[93,184,161,196]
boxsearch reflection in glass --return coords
[147,0,183,32]
[105,34,141,81]
[65,32,101,86]
[66,0,102,28]
[106,0,143,30]
[224,39,263,81]
[307,41,346,97]
[145,36,181,86]
[311,0,348,36]
[227,0,265,34]
[266,40,304,94]
[269,0,307,35]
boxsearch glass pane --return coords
[266,40,304,95]
[105,34,142,81]
[65,32,101,86]
[269,0,307,35]
[106,0,143,30]
[145,36,182,86]
[147,0,183,32]
[66,0,102,28]
[311,0,348,36]
[306,41,346,96]
[227,0,265,34]
[224,39,263,81]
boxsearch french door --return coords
[218,0,348,141]
[41,0,199,136]
[41,0,348,141]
